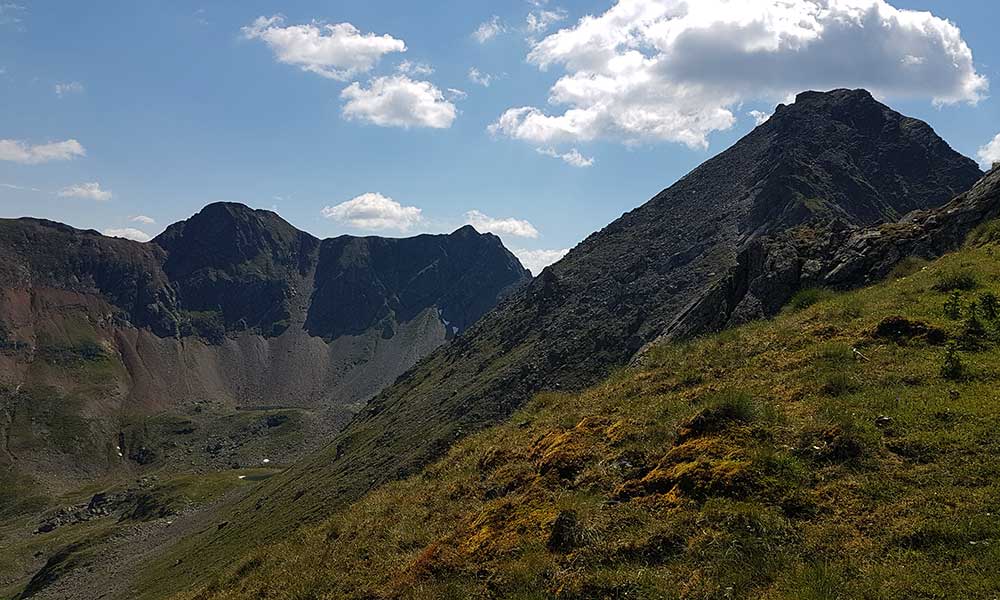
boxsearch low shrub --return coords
[787,288,836,312]
[888,256,928,280]
[944,291,964,320]
[933,269,978,292]
[941,342,965,381]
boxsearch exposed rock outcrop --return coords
[667,166,1000,338]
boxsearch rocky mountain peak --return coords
[154,202,314,278]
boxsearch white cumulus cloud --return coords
[465,210,540,239]
[397,60,434,76]
[978,134,1000,170]
[341,75,457,129]
[322,192,423,232]
[103,228,151,242]
[0,139,86,164]
[468,67,496,88]
[536,147,595,167]
[130,215,156,225]
[243,15,406,81]
[491,0,988,150]
[748,110,771,126]
[513,248,570,274]
[525,8,567,37]
[58,182,112,202]
[473,16,506,43]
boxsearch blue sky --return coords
[1,1,999,273]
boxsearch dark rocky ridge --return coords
[0,203,529,342]
[180,90,985,567]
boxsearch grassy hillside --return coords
[168,232,1000,600]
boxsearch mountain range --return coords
[3,88,998,600]
[0,206,527,498]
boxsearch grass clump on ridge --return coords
[162,239,1000,600]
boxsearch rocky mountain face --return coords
[699,164,1000,335]
[0,205,528,492]
[176,90,985,568]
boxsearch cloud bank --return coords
[491,0,988,150]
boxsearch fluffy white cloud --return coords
[397,60,434,76]
[0,139,86,164]
[465,210,540,238]
[58,182,112,202]
[978,134,1000,170]
[322,192,423,232]
[54,81,84,97]
[468,67,495,88]
[525,8,567,36]
[341,75,457,129]
[243,15,405,80]
[536,146,595,167]
[492,0,988,150]
[473,16,506,43]
[513,248,570,274]
[103,228,151,242]
[130,215,156,225]
[748,110,771,126]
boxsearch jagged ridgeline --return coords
[0,205,529,500]
[144,89,985,594]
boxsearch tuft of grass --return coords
[820,372,858,397]
[933,269,979,292]
[888,256,928,280]
[786,288,836,313]
[966,218,1000,247]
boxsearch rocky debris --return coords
[33,478,161,534]
[676,166,1000,336]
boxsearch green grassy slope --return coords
[171,236,1000,600]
